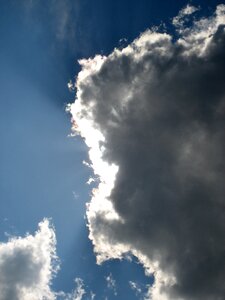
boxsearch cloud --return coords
[0,220,94,300]
[69,4,225,300]
[48,0,79,42]
[0,219,58,300]
[23,0,80,45]
[105,273,117,296]
[57,278,86,300]
[129,280,151,300]
[129,281,143,297]
[172,4,199,29]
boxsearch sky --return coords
[0,1,224,300]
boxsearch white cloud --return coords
[69,5,225,300]
[172,4,199,28]
[0,221,94,300]
[69,278,86,300]
[105,273,117,296]
[129,281,142,295]
[129,280,152,300]
[0,219,58,300]
[57,278,86,300]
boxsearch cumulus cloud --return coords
[0,219,58,300]
[0,220,93,300]
[69,4,225,300]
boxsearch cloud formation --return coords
[0,219,58,300]
[70,4,225,300]
[0,221,93,300]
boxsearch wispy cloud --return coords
[22,0,81,48]
[105,273,117,296]
[57,278,86,300]
[69,5,225,300]
[172,4,199,29]
[129,281,142,296]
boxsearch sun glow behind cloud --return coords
[69,5,225,300]
[68,55,120,224]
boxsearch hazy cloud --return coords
[22,0,80,46]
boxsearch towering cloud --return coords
[69,5,225,300]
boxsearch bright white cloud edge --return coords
[0,219,58,300]
[69,4,225,300]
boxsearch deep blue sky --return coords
[0,0,222,298]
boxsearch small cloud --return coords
[86,177,95,185]
[129,280,153,300]
[57,278,97,300]
[0,219,59,300]
[68,80,76,92]
[0,221,96,300]
[105,273,117,296]
[73,191,79,200]
[82,160,92,168]
[172,4,199,29]
[129,281,142,295]
[73,278,86,300]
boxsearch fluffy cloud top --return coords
[0,220,58,300]
[70,5,225,300]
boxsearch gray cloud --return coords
[70,4,225,300]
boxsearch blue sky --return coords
[0,1,224,299]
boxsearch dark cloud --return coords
[70,5,225,300]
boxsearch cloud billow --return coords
[70,5,225,300]
[0,220,58,300]
[0,220,91,300]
